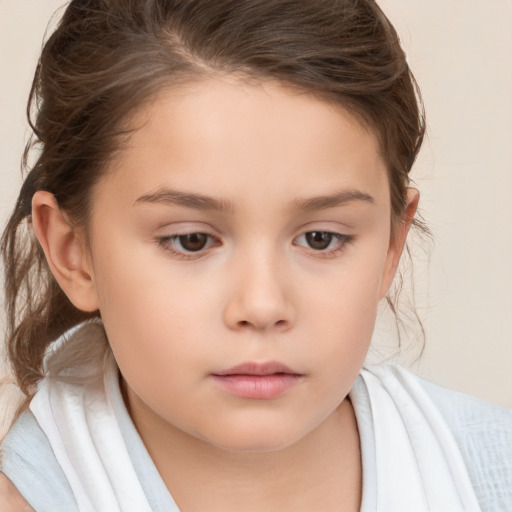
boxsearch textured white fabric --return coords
[30,354,157,512]
[351,365,482,511]
[419,379,512,511]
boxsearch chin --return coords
[197,419,314,454]
[211,435,301,454]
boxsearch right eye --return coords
[174,233,210,252]
[156,232,219,258]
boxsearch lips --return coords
[213,361,297,376]
[211,362,303,399]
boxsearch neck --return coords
[126,388,362,512]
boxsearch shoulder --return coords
[372,363,512,434]
[417,374,512,428]
[0,411,78,511]
[416,373,512,452]
[0,473,34,512]
[415,372,512,510]
[361,363,512,510]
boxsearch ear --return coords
[378,188,420,299]
[31,191,99,312]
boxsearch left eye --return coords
[295,231,350,251]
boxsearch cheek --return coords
[90,228,194,319]
[88,232,219,371]
[306,244,388,322]
[301,240,390,362]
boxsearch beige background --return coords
[1,1,511,435]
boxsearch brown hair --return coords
[1,0,426,397]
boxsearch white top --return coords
[1,324,511,511]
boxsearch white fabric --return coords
[351,365,482,511]
[30,354,157,512]
[28,327,484,511]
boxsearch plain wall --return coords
[1,1,511,436]
[378,0,512,408]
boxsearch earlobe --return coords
[31,191,99,312]
[378,188,420,299]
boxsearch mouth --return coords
[211,362,303,399]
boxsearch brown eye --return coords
[178,233,209,252]
[305,231,333,250]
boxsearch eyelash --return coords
[155,231,355,260]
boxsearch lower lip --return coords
[211,374,302,399]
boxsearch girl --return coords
[1,1,510,510]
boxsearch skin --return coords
[32,76,418,511]
[0,474,34,512]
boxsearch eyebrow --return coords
[292,189,375,210]
[135,189,234,212]
[135,187,375,212]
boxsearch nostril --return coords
[236,319,288,329]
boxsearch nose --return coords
[223,250,295,333]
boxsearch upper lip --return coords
[213,361,300,376]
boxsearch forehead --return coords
[102,76,389,210]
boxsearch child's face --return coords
[82,76,407,451]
